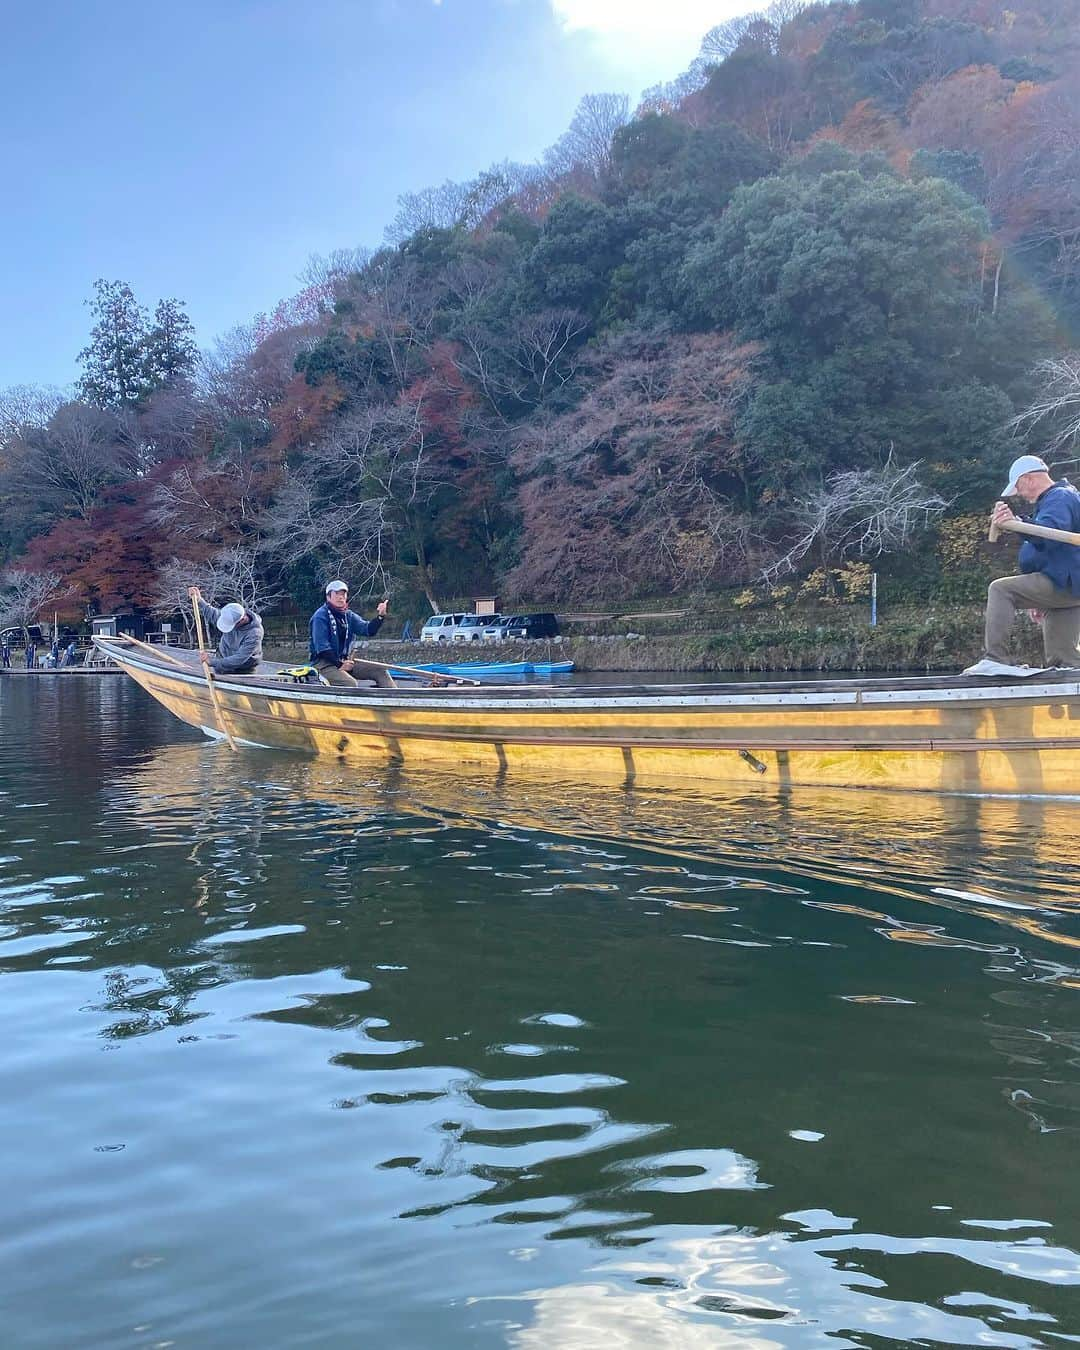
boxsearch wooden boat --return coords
[94,638,1080,796]
[391,659,574,679]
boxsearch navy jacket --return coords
[309,603,383,666]
[1018,479,1080,599]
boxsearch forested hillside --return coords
[3,0,1080,627]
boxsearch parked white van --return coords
[450,615,490,643]
[420,613,497,643]
[420,613,467,642]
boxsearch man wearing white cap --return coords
[963,455,1080,676]
[187,588,265,674]
[309,581,393,687]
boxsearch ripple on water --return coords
[490,1043,559,1058]
[814,1230,1080,1286]
[615,1148,770,1194]
[473,1073,625,1096]
[4,694,1080,1348]
[521,1012,586,1028]
[0,930,99,959]
[200,924,307,946]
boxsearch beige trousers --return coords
[984,572,1080,665]
[314,658,397,689]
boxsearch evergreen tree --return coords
[142,298,198,390]
[77,279,151,409]
[78,282,198,409]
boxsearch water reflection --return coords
[109,742,1080,943]
[3,682,1080,1347]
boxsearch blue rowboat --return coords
[391,659,575,680]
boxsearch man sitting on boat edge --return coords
[310,581,394,688]
[964,455,1080,677]
[188,588,265,675]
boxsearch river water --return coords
[3,675,1080,1348]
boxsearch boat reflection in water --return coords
[0,715,1073,1347]
[89,745,1080,1343]
[110,741,1080,941]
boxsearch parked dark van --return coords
[1,624,45,646]
[504,613,559,640]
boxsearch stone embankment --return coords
[265,603,1021,674]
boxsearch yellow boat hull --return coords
[100,642,1080,797]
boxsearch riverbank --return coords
[266,603,1035,674]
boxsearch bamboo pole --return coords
[190,589,239,751]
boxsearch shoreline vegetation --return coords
[264,602,1040,674]
[3,1,1079,644]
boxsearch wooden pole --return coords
[105,632,477,688]
[106,634,189,669]
[191,589,239,751]
[361,655,481,686]
[989,506,1080,547]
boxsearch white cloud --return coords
[548,0,757,85]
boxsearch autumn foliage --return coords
[3,0,1080,617]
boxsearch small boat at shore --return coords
[95,637,1080,796]
[390,658,574,679]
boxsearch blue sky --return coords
[0,0,748,389]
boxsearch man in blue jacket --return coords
[965,455,1080,676]
[310,580,393,687]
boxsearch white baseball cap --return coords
[1001,455,1048,497]
[325,579,348,595]
[216,602,246,633]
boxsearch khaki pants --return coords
[314,658,396,689]
[984,572,1080,665]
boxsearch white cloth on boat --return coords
[962,658,1046,678]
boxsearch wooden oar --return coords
[106,633,189,669]
[106,630,476,689]
[355,654,482,687]
[191,589,239,751]
[989,508,1080,547]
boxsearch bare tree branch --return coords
[298,247,372,291]
[0,384,66,444]
[148,547,280,625]
[542,93,630,184]
[0,569,70,631]
[761,457,949,585]
[262,400,443,599]
[384,162,541,245]
[1010,353,1080,458]
[3,402,131,521]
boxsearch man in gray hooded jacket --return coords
[188,587,264,674]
